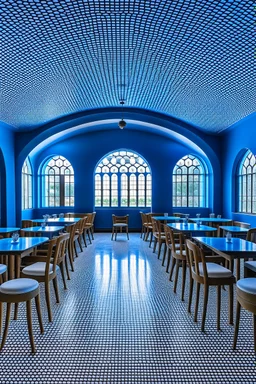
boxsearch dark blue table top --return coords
[22,226,65,233]
[0,237,49,253]
[193,237,256,252]
[218,226,249,233]
[0,227,20,233]
[190,218,232,223]
[32,218,80,224]
[168,223,217,232]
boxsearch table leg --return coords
[15,256,21,278]
[8,255,14,280]
[236,259,240,281]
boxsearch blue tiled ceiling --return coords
[0,0,255,132]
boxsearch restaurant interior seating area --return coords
[0,0,256,382]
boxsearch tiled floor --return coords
[0,233,255,383]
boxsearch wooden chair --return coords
[0,277,44,353]
[233,277,256,352]
[140,212,153,242]
[65,223,76,272]
[151,218,166,259]
[246,228,256,242]
[84,212,96,241]
[21,234,69,322]
[233,221,251,229]
[111,215,129,240]
[186,239,235,331]
[166,227,187,301]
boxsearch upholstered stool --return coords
[233,278,256,353]
[0,278,44,354]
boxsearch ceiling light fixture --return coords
[118,100,126,129]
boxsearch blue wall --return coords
[221,113,256,226]
[20,127,221,229]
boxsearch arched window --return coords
[237,150,256,213]
[95,151,151,207]
[22,157,32,209]
[173,154,207,207]
[41,155,74,207]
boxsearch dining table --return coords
[0,227,20,238]
[190,218,232,224]
[193,236,256,280]
[32,217,80,225]
[21,226,65,238]
[152,216,179,222]
[0,236,49,279]
[218,225,249,238]
[167,222,217,237]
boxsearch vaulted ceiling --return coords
[1,0,255,133]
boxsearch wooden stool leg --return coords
[229,283,234,325]
[201,284,209,331]
[217,285,221,331]
[14,303,19,320]
[26,300,36,354]
[35,295,44,334]
[233,301,241,350]
[1,303,11,350]
[254,314,256,353]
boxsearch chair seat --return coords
[0,264,7,274]
[113,223,128,227]
[0,278,39,294]
[22,262,59,276]
[244,261,256,273]
[237,277,256,295]
[198,262,233,278]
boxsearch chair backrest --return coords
[186,239,206,280]
[112,214,129,225]
[164,225,185,252]
[65,223,76,242]
[140,212,148,225]
[21,220,35,228]
[55,233,70,264]
[233,221,251,229]
[246,228,256,242]
[72,213,87,218]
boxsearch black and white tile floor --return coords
[0,233,255,383]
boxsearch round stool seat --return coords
[237,278,256,295]
[0,264,7,274]
[0,278,39,295]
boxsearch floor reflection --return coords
[95,250,151,298]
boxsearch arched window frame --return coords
[172,154,208,208]
[22,157,33,210]
[41,155,74,207]
[237,150,256,213]
[95,150,152,208]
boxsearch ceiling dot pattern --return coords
[0,0,255,132]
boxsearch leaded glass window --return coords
[173,155,207,207]
[41,155,74,207]
[22,157,32,209]
[95,151,151,207]
[237,150,256,213]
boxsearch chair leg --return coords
[216,285,221,331]
[90,227,94,240]
[201,284,209,332]
[173,260,179,294]
[68,243,75,272]
[111,228,114,240]
[45,283,52,322]
[169,257,176,281]
[188,276,194,313]
[153,239,157,253]
[26,300,36,354]
[1,303,11,350]
[166,249,171,272]
[126,227,129,240]
[77,237,83,252]
[59,262,67,290]
[149,232,153,247]
[181,261,187,301]
[157,242,162,259]
[82,231,87,247]
[53,277,60,303]
[65,256,71,281]
[87,230,92,244]
[254,314,256,353]
[194,282,201,323]
[233,301,241,350]
[35,295,44,334]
